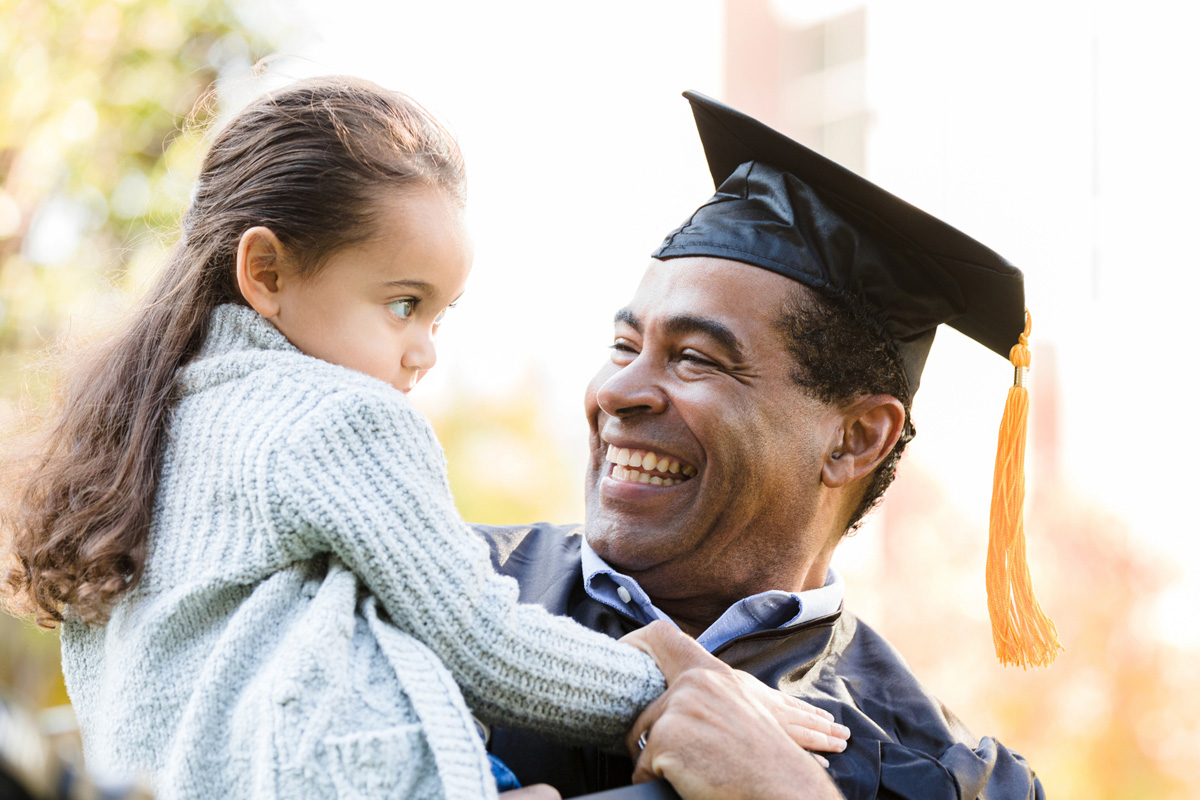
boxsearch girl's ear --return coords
[821,394,906,489]
[236,227,289,318]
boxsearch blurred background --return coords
[2,0,1198,796]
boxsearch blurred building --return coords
[714,3,1200,795]
[725,0,868,173]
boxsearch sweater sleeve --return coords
[267,386,665,748]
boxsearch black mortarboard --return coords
[652,90,1026,395]
[653,92,1061,668]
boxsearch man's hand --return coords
[620,622,847,800]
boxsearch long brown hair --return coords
[2,76,465,627]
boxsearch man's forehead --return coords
[618,257,798,333]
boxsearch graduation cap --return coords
[654,91,1061,668]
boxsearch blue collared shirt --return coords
[580,539,844,652]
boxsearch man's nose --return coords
[595,355,668,418]
[401,326,437,372]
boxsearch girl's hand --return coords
[621,622,850,757]
[726,670,849,765]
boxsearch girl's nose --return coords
[401,327,437,373]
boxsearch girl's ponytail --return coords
[3,76,465,626]
[5,243,233,626]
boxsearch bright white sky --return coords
[234,0,1200,644]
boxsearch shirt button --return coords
[617,586,633,604]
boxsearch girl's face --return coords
[270,186,473,393]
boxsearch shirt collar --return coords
[579,538,844,652]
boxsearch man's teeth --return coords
[611,466,681,486]
[605,445,697,485]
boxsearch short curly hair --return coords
[775,284,915,533]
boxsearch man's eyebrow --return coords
[614,308,641,332]
[663,315,745,360]
[614,308,745,360]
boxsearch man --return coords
[479,92,1047,799]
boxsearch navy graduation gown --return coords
[474,522,1044,800]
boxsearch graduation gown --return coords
[476,522,1044,800]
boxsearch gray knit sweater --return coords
[60,304,665,800]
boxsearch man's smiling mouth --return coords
[604,444,697,486]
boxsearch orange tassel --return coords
[987,310,1062,668]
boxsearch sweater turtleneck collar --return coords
[175,304,304,398]
[198,304,297,359]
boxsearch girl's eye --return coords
[434,302,456,326]
[388,298,416,319]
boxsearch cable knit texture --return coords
[60,304,665,800]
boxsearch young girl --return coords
[3,77,842,800]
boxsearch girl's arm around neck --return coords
[266,384,665,749]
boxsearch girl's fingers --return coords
[620,620,724,681]
[733,673,849,752]
[622,623,851,757]
[782,694,836,722]
[782,719,849,753]
[769,703,850,750]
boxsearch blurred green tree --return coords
[0,0,272,380]
[1,0,273,708]
[418,374,585,528]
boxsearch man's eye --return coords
[609,339,637,355]
[680,351,718,368]
[388,298,416,319]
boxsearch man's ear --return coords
[236,226,289,319]
[821,395,906,489]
